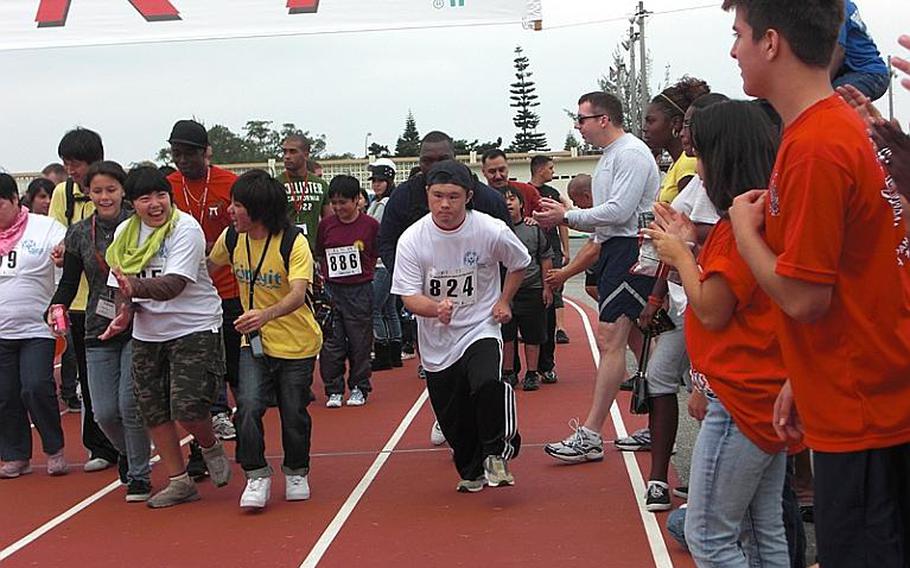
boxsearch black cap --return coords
[168,120,208,148]
[426,160,473,190]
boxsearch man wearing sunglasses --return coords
[534,91,660,464]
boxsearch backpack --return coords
[223,224,302,273]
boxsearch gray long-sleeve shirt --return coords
[565,133,660,243]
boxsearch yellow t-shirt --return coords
[49,181,94,312]
[210,228,323,359]
[657,154,698,203]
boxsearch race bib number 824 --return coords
[427,267,477,306]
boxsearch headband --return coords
[659,93,686,116]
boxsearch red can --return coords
[51,305,69,334]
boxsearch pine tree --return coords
[563,132,580,151]
[395,110,421,157]
[508,46,549,153]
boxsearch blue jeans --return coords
[832,69,890,102]
[86,341,151,483]
[371,266,402,342]
[235,348,315,478]
[685,398,789,568]
[0,338,64,460]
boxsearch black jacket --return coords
[378,172,510,271]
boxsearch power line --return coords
[541,3,718,31]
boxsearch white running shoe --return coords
[240,476,271,509]
[326,394,343,408]
[285,474,310,501]
[430,421,446,446]
[346,388,366,407]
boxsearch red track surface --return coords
[0,299,695,567]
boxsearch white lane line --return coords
[0,434,194,562]
[565,298,674,568]
[300,388,429,568]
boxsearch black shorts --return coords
[814,442,910,568]
[502,288,547,345]
[596,237,655,323]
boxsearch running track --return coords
[0,299,695,567]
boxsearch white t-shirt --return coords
[667,175,721,315]
[565,133,660,243]
[0,214,66,340]
[108,211,222,342]
[391,211,531,373]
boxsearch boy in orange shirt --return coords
[723,2,910,566]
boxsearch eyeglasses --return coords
[574,113,606,125]
[682,119,692,129]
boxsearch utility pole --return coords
[627,21,639,136]
[636,1,650,131]
[888,55,895,122]
[628,20,637,102]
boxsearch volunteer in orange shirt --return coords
[166,120,240,475]
[646,100,791,567]
[723,2,910,566]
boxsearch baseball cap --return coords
[368,157,397,181]
[168,119,208,148]
[426,160,474,190]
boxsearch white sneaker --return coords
[325,394,343,408]
[240,477,271,509]
[346,388,366,407]
[285,474,310,501]
[430,421,446,446]
[83,457,114,473]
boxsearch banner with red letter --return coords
[0,0,533,51]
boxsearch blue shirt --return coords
[838,1,887,75]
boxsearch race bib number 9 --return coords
[427,266,477,306]
[0,250,18,278]
[326,246,362,278]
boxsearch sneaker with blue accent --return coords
[544,419,604,463]
[346,388,366,407]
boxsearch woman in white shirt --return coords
[102,166,230,508]
[0,173,69,478]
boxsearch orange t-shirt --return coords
[764,94,910,453]
[168,166,239,300]
[685,220,789,455]
[509,181,542,216]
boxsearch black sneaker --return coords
[417,365,427,380]
[541,370,558,384]
[118,454,129,485]
[672,486,688,500]
[502,371,518,387]
[521,372,541,391]
[645,481,671,512]
[800,505,814,524]
[63,397,81,413]
[186,442,208,481]
[555,329,570,344]
[126,479,152,503]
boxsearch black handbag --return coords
[629,329,653,415]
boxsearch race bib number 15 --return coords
[427,266,477,306]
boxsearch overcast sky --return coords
[1,0,908,172]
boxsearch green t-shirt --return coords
[277,171,329,251]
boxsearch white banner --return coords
[0,0,533,51]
